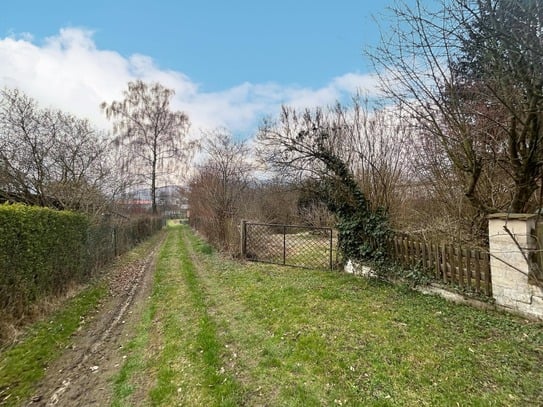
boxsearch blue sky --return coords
[0,0,410,138]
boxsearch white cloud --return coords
[0,28,380,138]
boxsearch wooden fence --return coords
[390,235,492,296]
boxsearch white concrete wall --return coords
[344,259,375,277]
[488,214,543,320]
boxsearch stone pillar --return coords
[488,213,543,319]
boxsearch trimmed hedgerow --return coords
[0,203,165,321]
[0,203,89,317]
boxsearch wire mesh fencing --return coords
[241,221,337,270]
[86,216,165,271]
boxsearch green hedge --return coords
[0,204,89,316]
[0,203,164,319]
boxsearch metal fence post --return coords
[283,225,287,265]
[329,228,333,270]
[240,220,247,258]
[113,226,118,257]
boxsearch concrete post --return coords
[488,213,543,319]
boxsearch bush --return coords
[0,203,89,317]
[0,203,164,319]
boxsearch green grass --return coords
[0,230,165,407]
[10,223,541,406]
[111,224,242,407]
[252,232,336,270]
[185,225,543,406]
[0,284,106,406]
[285,235,334,269]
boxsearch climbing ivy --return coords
[309,134,391,264]
[259,117,392,264]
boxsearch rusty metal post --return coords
[283,225,287,265]
[329,228,333,270]
[240,219,247,258]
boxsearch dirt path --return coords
[26,233,165,407]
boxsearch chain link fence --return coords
[241,221,337,270]
[87,216,165,271]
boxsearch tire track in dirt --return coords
[26,232,166,407]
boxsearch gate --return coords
[240,221,336,270]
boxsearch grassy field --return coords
[113,224,543,406]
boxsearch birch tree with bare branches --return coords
[101,81,194,214]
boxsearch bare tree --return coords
[244,178,303,225]
[188,129,254,251]
[0,88,111,213]
[101,80,194,214]
[257,101,412,261]
[370,0,543,215]
[346,100,413,219]
[257,100,412,222]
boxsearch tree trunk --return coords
[510,177,538,213]
[151,161,157,215]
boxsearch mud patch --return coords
[26,233,165,407]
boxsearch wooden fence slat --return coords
[434,243,440,279]
[474,250,482,293]
[441,244,447,283]
[386,234,491,297]
[465,248,472,290]
[449,245,454,285]
[403,237,409,265]
[450,245,455,283]
[483,252,491,296]
[457,246,464,288]
[405,238,410,265]
[449,245,455,284]
[449,245,455,285]
[421,242,427,270]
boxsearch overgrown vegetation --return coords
[371,0,543,239]
[257,106,393,263]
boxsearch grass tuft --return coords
[111,224,242,407]
[0,284,106,406]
